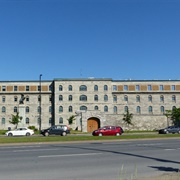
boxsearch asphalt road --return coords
[0,138,179,180]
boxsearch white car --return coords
[6,127,34,137]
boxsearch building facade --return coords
[0,78,179,132]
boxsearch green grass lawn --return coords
[0,131,179,144]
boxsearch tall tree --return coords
[67,115,75,125]
[123,109,133,127]
[171,107,180,126]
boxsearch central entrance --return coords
[87,117,100,133]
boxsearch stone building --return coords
[0,78,179,132]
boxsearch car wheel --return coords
[62,132,67,136]
[165,131,169,134]
[8,133,13,137]
[45,132,49,136]
[178,131,180,134]
[116,133,120,136]
[98,133,103,136]
[26,132,30,136]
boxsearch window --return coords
[59,85,63,91]
[113,85,117,91]
[2,96,5,103]
[49,106,52,113]
[94,106,98,110]
[2,118,5,125]
[171,85,176,91]
[80,106,87,111]
[59,117,63,124]
[14,96,18,102]
[136,106,141,114]
[59,106,63,113]
[148,85,152,91]
[68,85,72,91]
[14,106,18,113]
[94,85,98,91]
[148,106,153,113]
[104,95,108,102]
[59,95,63,101]
[69,95,73,101]
[160,106,165,113]
[113,95,117,102]
[49,118,52,124]
[49,95,52,102]
[113,106,117,113]
[2,106,6,113]
[136,95,140,102]
[26,106,29,113]
[49,85,52,91]
[148,95,152,102]
[172,106,176,110]
[104,85,108,91]
[26,86,29,91]
[37,106,41,113]
[136,85,140,91]
[124,95,128,102]
[38,85,41,91]
[124,106,128,113]
[159,85,164,91]
[124,85,128,91]
[172,95,176,102]
[80,95,87,101]
[2,86,6,91]
[69,106,73,112]
[14,86,18,91]
[94,95,98,101]
[104,105,108,112]
[79,85,87,91]
[160,95,164,102]
[38,95,41,102]
[26,96,29,102]
[26,118,30,124]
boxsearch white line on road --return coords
[38,152,102,158]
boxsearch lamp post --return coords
[39,74,42,133]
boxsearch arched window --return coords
[148,106,153,113]
[14,106,18,113]
[59,117,63,124]
[160,106,165,113]
[69,106,73,112]
[172,106,176,110]
[136,106,141,114]
[94,106,99,110]
[113,106,117,113]
[26,118,30,124]
[124,95,128,102]
[94,95,98,101]
[104,95,108,101]
[26,106,29,113]
[14,96,18,102]
[148,95,152,102]
[59,106,63,113]
[79,85,87,91]
[49,106,52,113]
[124,106,128,113]
[80,95,87,101]
[104,105,108,112]
[113,95,117,102]
[59,85,63,91]
[49,118,52,124]
[59,95,63,101]
[136,95,140,102]
[172,95,176,102]
[26,96,29,102]
[160,95,164,102]
[94,85,98,91]
[104,85,108,91]
[68,85,72,91]
[2,106,6,113]
[2,118,5,125]
[69,95,73,101]
[80,106,87,111]
[2,96,5,102]
[37,106,41,113]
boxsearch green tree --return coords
[67,115,75,125]
[171,107,180,126]
[164,110,172,126]
[123,109,133,127]
[9,112,21,128]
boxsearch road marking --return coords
[39,152,102,158]
[0,145,41,149]
[164,149,176,151]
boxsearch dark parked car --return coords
[92,126,124,136]
[158,126,180,134]
[41,125,70,136]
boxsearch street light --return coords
[39,74,42,133]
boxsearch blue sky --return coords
[0,0,180,81]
